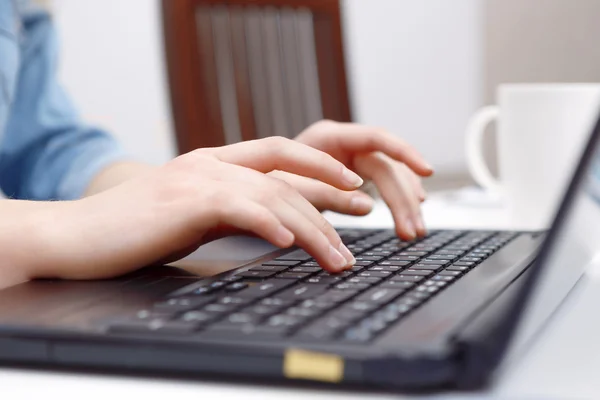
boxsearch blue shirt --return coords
[0,1,128,200]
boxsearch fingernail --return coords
[350,196,374,212]
[342,168,364,188]
[338,242,356,265]
[276,225,294,246]
[405,218,416,239]
[424,162,434,172]
[329,245,348,270]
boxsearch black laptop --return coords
[1,116,600,392]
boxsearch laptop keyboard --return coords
[109,230,519,344]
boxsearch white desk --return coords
[2,197,600,399]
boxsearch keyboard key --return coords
[238,270,276,279]
[278,272,311,280]
[438,270,462,277]
[393,275,425,282]
[335,283,370,291]
[379,280,416,290]
[203,303,237,314]
[305,276,343,285]
[426,255,457,261]
[453,261,475,267]
[262,260,301,267]
[379,260,411,267]
[218,296,252,306]
[300,299,335,311]
[419,260,449,266]
[190,286,214,296]
[289,266,321,273]
[317,290,359,304]
[356,287,405,304]
[249,265,288,272]
[446,265,469,272]
[349,264,367,273]
[226,312,261,325]
[399,251,428,256]
[390,255,420,261]
[261,297,295,307]
[432,275,455,282]
[334,307,367,322]
[180,310,214,323]
[358,271,392,278]
[460,257,483,263]
[415,284,441,294]
[301,261,320,267]
[401,269,433,276]
[317,270,352,278]
[424,279,448,287]
[355,256,384,262]
[209,281,227,289]
[343,327,373,343]
[406,291,432,301]
[204,323,289,339]
[295,324,338,341]
[410,264,443,271]
[225,282,249,292]
[267,314,304,328]
[153,296,214,313]
[364,251,392,257]
[348,301,378,312]
[221,275,242,283]
[245,305,281,317]
[368,265,402,272]
[237,279,294,298]
[286,307,319,318]
[277,284,329,300]
[354,260,375,267]
[109,319,200,335]
[346,276,382,285]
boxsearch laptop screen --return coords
[504,113,600,362]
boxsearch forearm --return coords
[84,161,156,196]
[0,199,67,289]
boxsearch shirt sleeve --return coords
[0,8,131,200]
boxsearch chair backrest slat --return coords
[163,0,351,153]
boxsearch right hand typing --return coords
[29,137,363,281]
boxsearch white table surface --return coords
[2,193,600,400]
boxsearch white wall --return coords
[343,0,483,173]
[51,0,176,165]
[50,0,483,172]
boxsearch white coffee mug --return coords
[466,84,600,228]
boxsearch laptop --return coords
[1,118,599,392]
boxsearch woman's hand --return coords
[27,137,364,281]
[290,120,434,240]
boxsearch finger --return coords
[331,123,434,177]
[402,164,427,202]
[216,197,295,249]
[269,196,354,273]
[281,182,357,270]
[206,136,363,190]
[355,153,424,240]
[269,171,374,215]
[245,176,355,272]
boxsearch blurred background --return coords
[47,0,600,189]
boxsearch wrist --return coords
[85,161,155,197]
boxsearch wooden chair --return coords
[162,0,352,154]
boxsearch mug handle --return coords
[466,106,502,193]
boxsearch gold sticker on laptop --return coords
[283,349,344,383]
